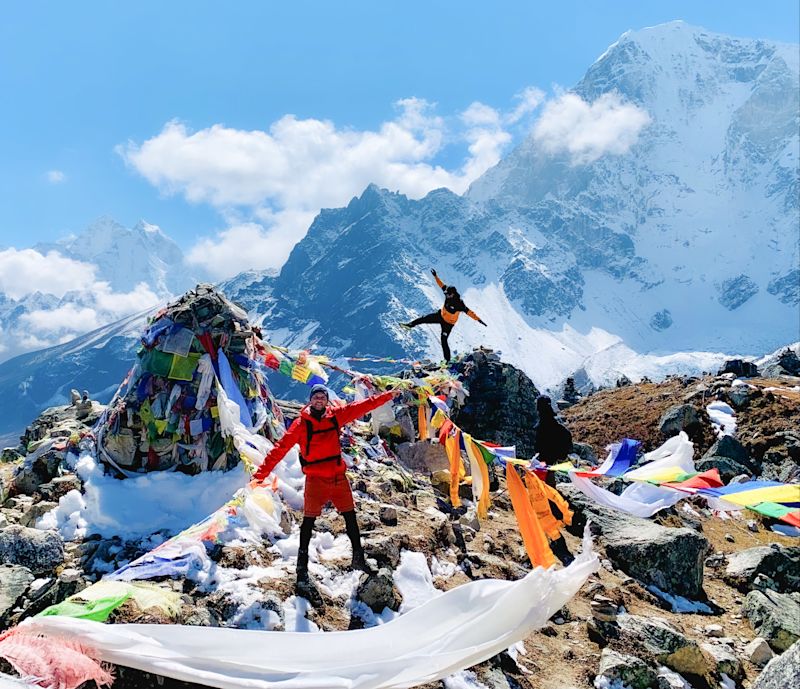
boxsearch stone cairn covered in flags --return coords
[96,284,288,476]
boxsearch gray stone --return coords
[11,445,63,496]
[364,535,401,568]
[19,500,58,528]
[395,441,449,474]
[559,483,708,597]
[702,435,750,465]
[658,404,702,437]
[572,442,598,465]
[0,564,34,623]
[724,544,800,594]
[596,648,659,689]
[355,567,402,613]
[378,505,398,526]
[743,589,800,652]
[700,641,743,681]
[752,639,800,689]
[37,475,82,502]
[696,456,753,482]
[704,624,724,637]
[617,613,711,677]
[744,637,775,667]
[0,525,65,575]
[726,386,753,410]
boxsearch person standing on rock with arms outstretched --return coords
[254,383,400,604]
[401,269,486,362]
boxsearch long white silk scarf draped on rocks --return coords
[24,532,599,689]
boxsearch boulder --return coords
[743,589,800,652]
[355,568,402,613]
[595,648,659,689]
[395,442,449,473]
[744,637,775,668]
[724,544,800,594]
[0,525,65,575]
[752,639,800,689]
[695,456,753,482]
[0,564,34,624]
[700,642,743,682]
[617,613,712,677]
[658,404,702,437]
[717,359,759,377]
[702,435,750,465]
[726,386,753,410]
[559,483,708,597]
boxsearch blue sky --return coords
[1,0,797,258]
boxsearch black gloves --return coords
[431,268,437,277]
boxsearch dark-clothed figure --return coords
[401,269,486,361]
[254,383,398,603]
[533,395,573,467]
[533,394,575,565]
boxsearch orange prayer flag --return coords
[506,463,557,569]
[445,433,462,508]
[417,399,428,441]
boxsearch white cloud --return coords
[21,304,101,334]
[91,281,160,315]
[185,219,316,279]
[0,248,97,299]
[46,169,66,184]
[119,94,541,278]
[532,92,650,164]
[507,87,546,124]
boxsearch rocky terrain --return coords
[0,351,798,689]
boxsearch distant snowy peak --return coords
[34,216,197,296]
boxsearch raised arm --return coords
[253,418,303,481]
[335,390,396,426]
[431,268,446,292]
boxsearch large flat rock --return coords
[559,483,708,597]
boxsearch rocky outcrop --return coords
[450,349,540,457]
[559,483,708,598]
[743,589,800,652]
[724,544,800,594]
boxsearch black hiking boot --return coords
[295,569,324,607]
[351,548,375,575]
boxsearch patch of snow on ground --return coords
[38,450,250,540]
[646,585,713,614]
[657,666,692,689]
[394,550,443,613]
[443,670,490,689]
[707,401,736,437]
[282,596,320,632]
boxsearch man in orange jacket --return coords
[254,383,399,603]
[401,269,486,361]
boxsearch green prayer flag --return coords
[168,353,201,381]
